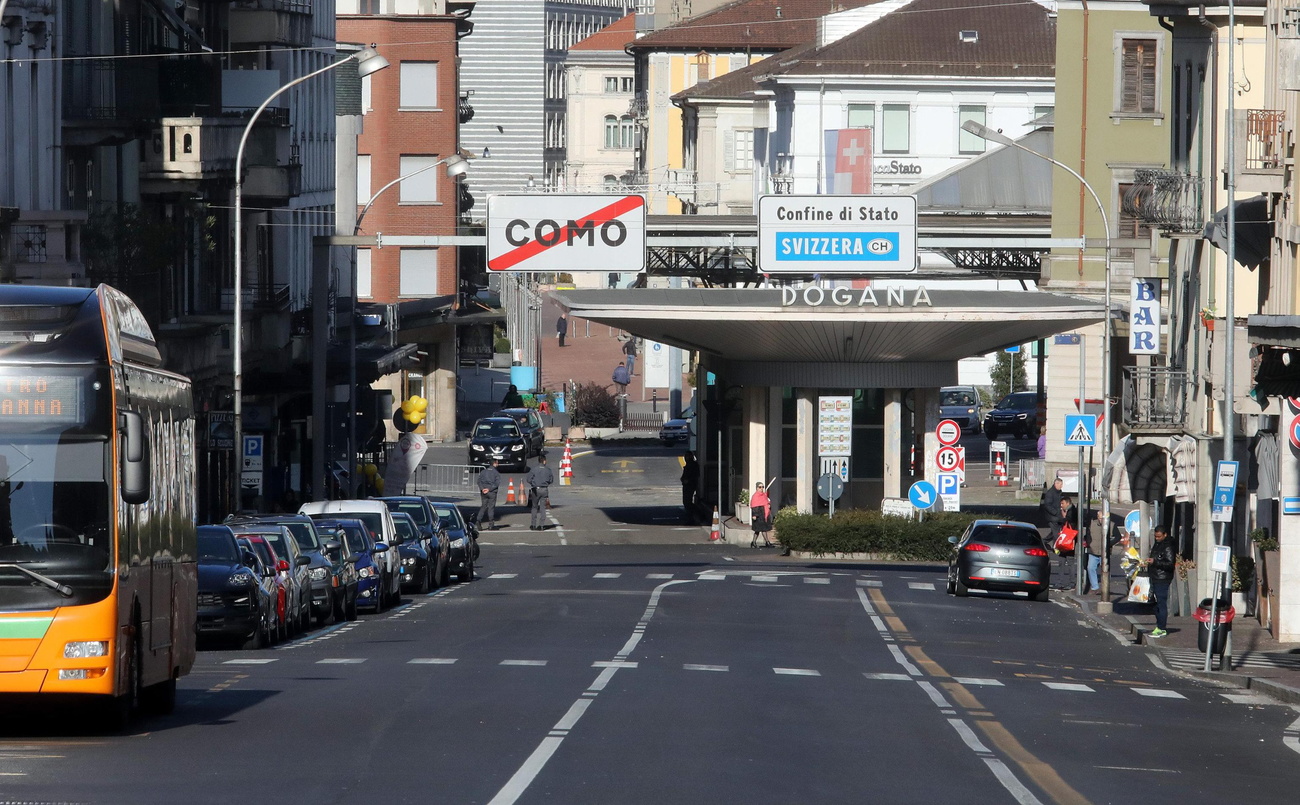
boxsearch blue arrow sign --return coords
[1064,414,1097,446]
[1125,510,1142,535]
[908,480,937,510]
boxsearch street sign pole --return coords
[1205,460,1239,672]
[1077,444,1086,595]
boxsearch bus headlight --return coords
[64,641,109,659]
[58,668,106,681]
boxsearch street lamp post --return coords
[232,46,388,513]
[346,155,469,495]
[962,121,1114,600]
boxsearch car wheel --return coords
[946,575,956,595]
[346,590,359,621]
[247,613,269,650]
[417,564,431,595]
[954,577,970,597]
[1032,587,1050,602]
[333,591,345,623]
[458,554,474,583]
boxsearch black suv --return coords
[468,416,530,472]
[225,513,338,627]
[983,391,1042,440]
[494,408,545,457]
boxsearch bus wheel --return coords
[105,626,141,731]
[143,673,177,716]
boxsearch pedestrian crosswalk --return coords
[1160,647,1300,672]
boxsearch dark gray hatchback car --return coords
[946,519,1051,601]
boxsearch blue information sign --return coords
[1064,414,1097,446]
[908,480,937,510]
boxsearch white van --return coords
[299,499,403,608]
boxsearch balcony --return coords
[459,92,475,124]
[1122,169,1203,234]
[139,110,295,195]
[1234,109,1287,194]
[230,0,312,48]
[1122,367,1189,433]
[627,95,648,122]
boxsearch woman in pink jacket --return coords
[749,482,774,548]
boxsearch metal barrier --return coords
[1019,458,1046,491]
[409,463,479,495]
[622,411,666,432]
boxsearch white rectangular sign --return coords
[937,472,961,512]
[487,194,646,272]
[818,396,853,457]
[758,195,917,274]
[1130,278,1160,354]
[642,340,671,388]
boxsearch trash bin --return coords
[1194,597,1236,654]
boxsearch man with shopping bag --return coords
[1143,527,1177,638]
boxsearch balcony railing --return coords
[1234,109,1287,192]
[1122,367,1189,432]
[1123,169,1203,234]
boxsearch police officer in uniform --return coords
[477,459,502,530]
[526,454,555,531]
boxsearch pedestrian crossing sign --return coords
[1064,414,1096,446]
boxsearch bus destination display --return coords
[0,375,82,422]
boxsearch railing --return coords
[1124,168,1204,234]
[409,463,479,496]
[1019,458,1046,492]
[1241,109,1286,170]
[1122,367,1189,431]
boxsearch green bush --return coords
[493,336,511,354]
[773,507,979,561]
[571,381,619,427]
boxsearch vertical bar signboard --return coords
[1130,278,1161,354]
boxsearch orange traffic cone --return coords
[518,480,528,506]
[560,439,574,486]
[506,477,516,503]
[709,506,721,541]
[996,454,1009,487]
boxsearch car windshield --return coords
[475,421,520,439]
[997,394,1038,411]
[240,538,277,568]
[271,520,318,552]
[393,518,416,542]
[432,506,462,529]
[387,500,429,526]
[259,531,294,563]
[197,528,239,562]
[971,526,1043,547]
[940,391,976,406]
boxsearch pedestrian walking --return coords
[501,384,524,408]
[477,460,502,530]
[526,454,555,531]
[556,313,568,347]
[612,362,630,395]
[749,481,774,548]
[1085,509,1123,594]
[1039,477,1064,539]
[681,451,699,523]
[1145,526,1176,638]
[622,337,637,375]
[1036,426,1047,460]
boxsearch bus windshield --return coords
[0,437,113,609]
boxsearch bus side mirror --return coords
[120,411,150,504]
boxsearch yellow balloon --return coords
[364,463,378,477]
[374,477,385,494]
[401,399,416,414]
[413,396,428,412]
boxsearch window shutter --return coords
[723,129,735,174]
[1139,44,1157,113]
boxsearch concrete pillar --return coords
[796,389,815,514]
[431,338,457,442]
[1278,428,1300,640]
[883,388,903,499]
[919,388,941,486]
[744,386,768,494]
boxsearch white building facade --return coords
[564,15,638,192]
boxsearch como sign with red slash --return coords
[487,194,646,272]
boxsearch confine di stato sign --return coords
[757,195,917,274]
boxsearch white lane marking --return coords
[699,574,726,581]
[553,699,592,731]
[610,528,639,532]
[774,668,821,676]
[409,658,458,665]
[886,644,922,677]
[487,737,565,805]
[684,664,729,672]
[317,658,365,664]
[753,575,779,583]
[804,577,831,584]
[542,573,569,578]
[1221,693,1274,705]
[1043,682,1094,692]
[1095,766,1182,774]
[1283,714,1300,757]
[953,677,1004,687]
[593,573,621,579]
[916,680,952,708]
[500,660,548,667]
[587,666,619,692]
[223,659,277,665]
[592,661,638,668]
[647,573,674,579]
[857,579,883,588]
[948,718,992,753]
[908,582,935,591]
[671,527,697,531]
[490,573,518,579]
[863,672,912,681]
[984,758,1045,805]
[1134,688,1186,699]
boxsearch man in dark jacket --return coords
[501,384,525,408]
[1040,477,1065,539]
[477,460,502,530]
[1146,526,1177,638]
[526,454,555,531]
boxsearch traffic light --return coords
[392,395,428,433]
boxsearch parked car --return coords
[390,511,436,594]
[228,523,313,636]
[299,500,403,609]
[659,404,694,445]
[493,407,545,457]
[226,513,338,626]
[377,495,451,587]
[982,391,1042,440]
[236,534,289,644]
[946,519,1051,602]
[315,527,360,622]
[312,517,388,613]
[939,385,982,433]
[428,499,479,582]
[467,416,530,472]
[197,525,277,649]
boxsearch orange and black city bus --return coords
[0,285,195,724]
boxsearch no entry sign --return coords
[487,194,646,272]
[936,419,961,446]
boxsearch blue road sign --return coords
[1125,510,1142,535]
[1064,414,1097,446]
[1005,344,1021,354]
[1284,497,1300,515]
[1213,461,1239,508]
[908,480,937,510]
[937,473,960,497]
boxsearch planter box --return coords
[567,426,586,441]
[585,427,621,439]
[736,503,751,525]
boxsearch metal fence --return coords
[622,411,666,433]
[409,463,479,496]
[1019,458,1046,492]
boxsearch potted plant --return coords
[1251,528,1281,633]
[736,487,751,525]
[1231,555,1255,617]
[1174,556,1196,617]
[1199,307,1216,330]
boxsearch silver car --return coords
[946,519,1052,601]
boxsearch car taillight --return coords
[1024,547,1049,557]
[963,543,991,552]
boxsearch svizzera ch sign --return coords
[757,194,917,274]
[487,194,646,272]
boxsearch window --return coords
[1117,182,1153,257]
[1118,37,1158,114]
[361,74,373,113]
[882,104,910,153]
[399,62,438,110]
[1033,105,1054,122]
[604,115,619,148]
[847,103,874,131]
[357,155,371,207]
[605,115,633,149]
[621,76,634,92]
[357,249,373,299]
[958,105,986,154]
[397,155,441,203]
[733,129,754,172]
[400,249,440,297]
[605,76,619,93]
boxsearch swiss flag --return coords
[833,128,872,194]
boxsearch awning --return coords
[1204,194,1271,270]
[328,343,419,385]
[1101,436,1168,503]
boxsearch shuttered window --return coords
[1120,38,1158,114]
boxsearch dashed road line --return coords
[409,658,458,664]
[1133,688,1185,699]
[774,668,821,676]
[317,658,366,664]
[684,664,728,672]
[1042,682,1094,692]
[500,660,548,667]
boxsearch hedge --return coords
[772,507,980,561]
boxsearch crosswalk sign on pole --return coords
[1064,414,1097,446]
